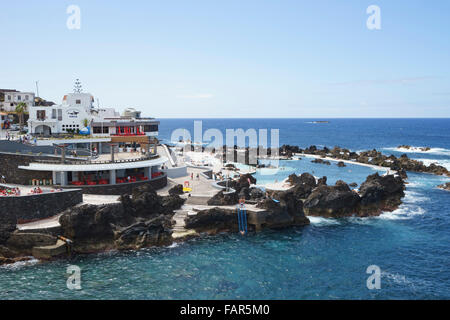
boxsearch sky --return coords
[1,0,449,118]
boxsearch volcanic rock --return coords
[303,181,361,217]
[437,182,450,191]
[168,184,184,196]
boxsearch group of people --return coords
[2,131,35,144]
[190,173,200,180]
[0,187,21,197]
[18,135,34,144]
[31,187,44,194]
[0,186,49,196]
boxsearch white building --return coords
[28,91,159,137]
[0,90,35,113]
[18,87,170,189]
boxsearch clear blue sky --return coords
[1,0,449,118]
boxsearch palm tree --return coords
[15,102,26,130]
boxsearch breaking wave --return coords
[378,205,425,220]
[0,257,39,270]
[416,158,450,170]
[384,146,450,156]
[307,216,341,226]
[403,190,430,204]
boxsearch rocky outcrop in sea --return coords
[438,182,450,191]
[303,173,405,217]
[280,145,449,176]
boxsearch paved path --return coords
[0,140,56,154]
[82,194,121,205]
[171,208,197,239]
[17,214,62,230]
[158,167,218,197]
[298,153,394,173]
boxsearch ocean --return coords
[1,118,450,299]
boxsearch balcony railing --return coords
[34,153,160,165]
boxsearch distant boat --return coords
[306,121,330,124]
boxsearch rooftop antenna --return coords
[74,79,83,93]
[35,81,40,98]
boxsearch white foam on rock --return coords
[384,146,450,156]
[378,205,425,221]
[0,257,39,270]
[416,158,450,170]
[307,216,341,226]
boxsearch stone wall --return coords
[0,152,54,185]
[0,189,83,222]
[63,174,167,195]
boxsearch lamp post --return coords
[53,144,69,164]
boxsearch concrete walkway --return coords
[298,153,393,173]
[17,214,62,231]
[158,167,218,197]
[32,239,67,259]
[171,207,197,239]
[82,194,121,205]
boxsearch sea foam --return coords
[416,158,450,170]
[307,216,341,226]
[0,257,39,270]
[378,205,425,221]
[384,146,450,156]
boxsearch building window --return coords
[76,100,81,104]
[36,110,46,120]
[7,95,11,100]
[58,109,62,121]
[93,126,109,134]
[25,95,29,100]
[52,109,57,119]
[143,125,158,132]
[17,95,21,101]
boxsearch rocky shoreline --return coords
[438,182,450,191]
[280,145,449,176]
[1,169,407,266]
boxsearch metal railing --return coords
[34,153,160,165]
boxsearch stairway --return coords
[32,239,68,260]
[171,208,197,239]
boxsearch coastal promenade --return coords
[297,153,393,173]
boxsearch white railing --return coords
[162,144,177,167]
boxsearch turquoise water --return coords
[1,119,450,299]
[250,156,386,186]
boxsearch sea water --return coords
[1,119,449,299]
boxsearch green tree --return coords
[15,102,26,130]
